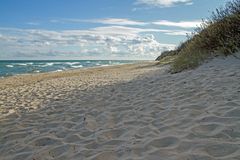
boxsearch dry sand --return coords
[0,56,240,160]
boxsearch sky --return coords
[0,0,229,60]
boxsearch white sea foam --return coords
[42,63,54,67]
[66,62,80,65]
[6,65,14,68]
[101,64,110,67]
[16,63,28,66]
[71,65,83,68]
[46,63,54,66]
[53,69,63,72]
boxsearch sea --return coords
[0,60,138,77]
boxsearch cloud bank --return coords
[0,17,200,60]
[0,26,179,60]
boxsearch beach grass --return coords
[156,0,240,73]
[157,54,178,66]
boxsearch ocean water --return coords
[0,60,138,77]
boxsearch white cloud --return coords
[50,18,148,26]
[109,46,119,53]
[88,26,190,36]
[50,17,200,29]
[153,20,201,28]
[128,36,176,56]
[90,26,161,35]
[83,18,148,26]
[135,0,193,7]
[0,27,179,59]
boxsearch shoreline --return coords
[0,60,148,78]
[0,61,152,82]
[0,61,159,116]
[0,61,155,87]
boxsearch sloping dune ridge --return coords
[0,56,240,160]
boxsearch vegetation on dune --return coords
[156,54,177,66]
[156,0,240,73]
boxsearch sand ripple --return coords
[0,57,240,159]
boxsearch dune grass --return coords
[156,0,240,73]
[157,55,178,66]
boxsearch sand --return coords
[0,56,240,160]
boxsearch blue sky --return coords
[0,0,229,60]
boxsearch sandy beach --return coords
[0,56,240,160]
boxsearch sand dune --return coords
[0,56,240,160]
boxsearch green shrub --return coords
[157,0,240,73]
